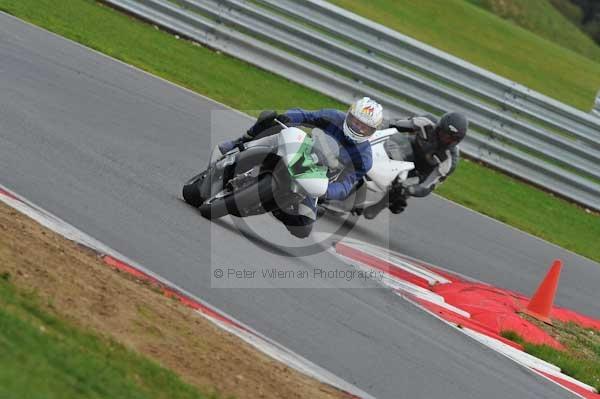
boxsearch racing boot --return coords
[218,136,249,154]
[363,195,389,219]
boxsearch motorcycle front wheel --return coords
[182,171,208,208]
[199,173,279,219]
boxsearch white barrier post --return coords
[593,90,600,118]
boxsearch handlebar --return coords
[274,118,289,129]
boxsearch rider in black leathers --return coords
[362,112,468,219]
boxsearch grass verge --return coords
[328,0,600,111]
[467,0,600,62]
[501,319,600,391]
[0,201,347,399]
[0,271,213,399]
[0,0,599,263]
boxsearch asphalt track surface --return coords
[2,13,598,398]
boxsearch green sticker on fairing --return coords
[288,136,328,179]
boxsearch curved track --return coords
[2,14,598,398]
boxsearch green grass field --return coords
[468,0,600,62]
[502,326,600,391]
[0,0,599,265]
[0,275,215,399]
[0,0,339,113]
[329,0,600,111]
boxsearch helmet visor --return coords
[346,113,376,138]
[439,131,461,146]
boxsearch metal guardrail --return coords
[104,0,600,211]
[284,1,600,140]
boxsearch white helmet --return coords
[343,97,383,143]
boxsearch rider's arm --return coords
[244,109,339,141]
[407,147,459,197]
[388,115,437,138]
[325,149,373,201]
[284,109,342,130]
[387,118,416,132]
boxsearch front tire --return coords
[182,171,207,208]
[199,173,277,219]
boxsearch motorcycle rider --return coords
[218,97,384,238]
[362,112,468,219]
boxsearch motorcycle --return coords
[317,126,416,219]
[182,120,330,220]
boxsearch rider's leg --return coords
[219,110,280,154]
[272,197,317,239]
[363,193,390,219]
[273,212,314,239]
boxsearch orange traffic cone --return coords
[523,259,563,324]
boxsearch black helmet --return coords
[436,112,468,147]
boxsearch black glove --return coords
[246,111,290,139]
[389,196,407,214]
[388,183,408,214]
